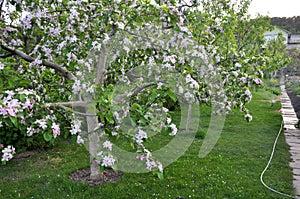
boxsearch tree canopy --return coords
[0,0,289,179]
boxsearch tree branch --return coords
[104,70,114,76]
[47,101,90,108]
[95,51,107,84]
[0,53,13,58]
[113,82,157,102]
[1,44,75,80]
[132,82,156,97]
[0,0,4,19]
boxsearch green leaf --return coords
[9,117,18,128]
[139,117,147,125]
[112,164,118,172]
[100,165,105,172]
[8,81,15,89]
[157,172,164,180]
[167,90,177,102]
[3,69,9,76]
[19,94,26,102]
[43,132,52,142]
[105,113,115,124]
[131,103,141,111]
[16,4,22,12]
[130,142,135,149]
[130,117,137,127]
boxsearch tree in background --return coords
[271,16,300,34]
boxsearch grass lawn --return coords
[0,89,294,199]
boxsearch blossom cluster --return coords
[136,148,163,173]
[0,89,37,118]
[0,89,62,162]
[95,141,115,167]
[1,144,15,163]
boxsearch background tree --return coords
[271,16,300,33]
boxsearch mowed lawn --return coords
[0,89,294,199]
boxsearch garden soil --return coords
[287,90,300,119]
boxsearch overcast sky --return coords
[248,0,300,18]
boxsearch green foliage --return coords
[287,48,300,75]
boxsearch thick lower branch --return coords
[1,44,75,80]
[0,53,13,58]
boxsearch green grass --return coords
[264,78,282,96]
[0,89,294,199]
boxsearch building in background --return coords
[288,34,300,50]
[264,26,290,44]
[264,26,300,50]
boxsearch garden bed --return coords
[286,75,300,119]
[287,90,300,119]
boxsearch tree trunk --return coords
[87,49,107,180]
[86,103,103,181]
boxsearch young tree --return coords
[0,0,289,180]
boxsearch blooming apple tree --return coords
[0,0,288,178]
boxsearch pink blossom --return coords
[8,99,20,109]
[136,154,147,161]
[253,78,262,85]
[5,90,14,100]
[146,160,157,171]
[52,123,60,138]
[0,107,8,116]
[7,108,18,117]
[22,98,33,109]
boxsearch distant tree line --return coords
[270,16,300,34]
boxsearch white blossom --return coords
[27,127,35,136]
[1,145,15,162]
[169,123,178,136]
[101,155,116,167]
[134,129,148,145]
[76,135,84,144]
[103,141,113,151]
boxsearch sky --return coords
[2,0,299,19]
[248,0,300,18]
